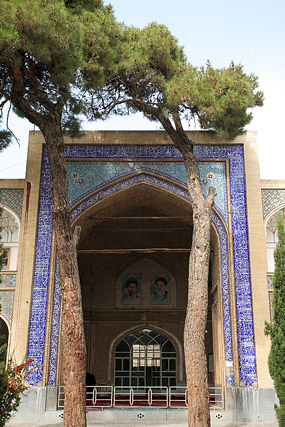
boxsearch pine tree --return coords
[89,23,263,426]
[265,214,285,426]
[0,2,120,425]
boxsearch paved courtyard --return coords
[7,422,278,426]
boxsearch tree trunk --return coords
[130,104,213,425]
[183,154,212,426]
[182,150,212,427]
[161,127,212,426]
[42,121,87,427]
[9,69,87,426]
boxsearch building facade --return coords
[0,130,283,423]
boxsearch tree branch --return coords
[207,186,216,207]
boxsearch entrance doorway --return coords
[114,329,176,388]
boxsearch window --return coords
[114,329,176,388]
[132,344,161,367]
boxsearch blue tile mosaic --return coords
[48,258,61,386]
[26,149,53,386]
[212,212,233,364]
[27,143,257,388]
[195,144,257,386]
[226,375,234,387]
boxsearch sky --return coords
[0,0,284,179]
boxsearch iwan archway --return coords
[68,182,225,389]
[27,140,257,391]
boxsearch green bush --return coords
[265,214,285,426]
[0,347,33,426]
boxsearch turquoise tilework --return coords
[67,161,228,224]
[0,290,14,325]
[267,275,273,289]
[0,189,24,218]
[0,274,16,288]
[262,189,285,218]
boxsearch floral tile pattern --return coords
[67,161,228,224]
[0,290,14,325]
[27,143,257,387]
[0,273,16,288]
[262,189,285,218]
[0,189,24,218]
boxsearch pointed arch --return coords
[109,325,183,383]
[48,174,233,387]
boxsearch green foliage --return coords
[97,22,263,141]
[114,24,186,114]
[0,0,120,132]
[0,1,84,84]
[0,118,12,152]
[167,61,264,140]
[265,214,285,426]
[65,0,104,12]
[0,351,33,427]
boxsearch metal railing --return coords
[58,385,224,410]
[169,386,188,408]
[209,386,224,410]
[113,386,168,408]
[169,386,224,410]
[58,386,113,409]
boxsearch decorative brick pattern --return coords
[0,189,24,218]
[262,189,285,218]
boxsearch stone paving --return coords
[7,422,278,427]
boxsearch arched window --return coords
[266,208,285,273]
[114,329,176,388]
[0,207,20,271]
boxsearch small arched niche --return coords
[0,206,20,271]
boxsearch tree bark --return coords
[182,151,212,427]
[130,100,213,425]
[9,62,87,427]
[156,119,213,426]
[41,120,87,427]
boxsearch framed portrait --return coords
[122,273,141,304]
[150,274,170,304]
